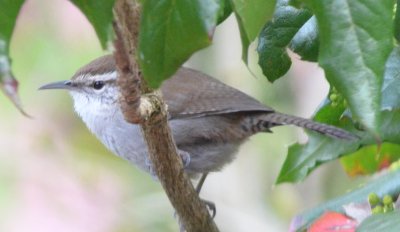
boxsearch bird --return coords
[39,55,357,212]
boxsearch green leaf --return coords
[278,46,400,183]
[306,0,394,134]
[257,0,312,82]
[341,143,400,176]
[277,94,358,184]
[70,0,115,49]
[139,0,222,88]
[291,170,400,231]
[289,16,318,62]
[357,211,400,232]
[230,0,276,62]
[0,0,24,47]
[230,0,276,41]
[382,47,400,110]
[313,103,345,125]
[276,126,360,184]
[394,0,400,43]
[288,0,304,9]
[237,21,251,63]
[277,109,400,184]
[379,110,400,143]
[217,0,232,24]
[0,0,28,115]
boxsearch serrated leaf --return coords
[0,0,27,115]
[70,0,115,49]
[291,170,400,231]
[230,0,276,62]
[257,0,312,82]
[357,211,400,232]
[382,47,400,110]
[306,0,394,135]
[289,16,318,62]
[139,0,222,88]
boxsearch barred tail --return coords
[261,112,358,140]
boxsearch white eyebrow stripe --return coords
[74,71,117,82]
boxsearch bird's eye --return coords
[93,81,105,90]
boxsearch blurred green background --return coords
[0,0,366,231]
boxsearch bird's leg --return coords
[196,172,208,193]
[196,173,216,218]
[151,153,214,230]
[176,172,216,232]
[146,152,216,218]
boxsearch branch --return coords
[112,0,219,231]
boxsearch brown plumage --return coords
[41,55,357,176]
[77,55,356,141]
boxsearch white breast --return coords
[70,91,150,173]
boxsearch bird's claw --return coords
[175,198,217,232]
[202,199,216,218]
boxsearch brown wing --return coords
[161,68,273,119]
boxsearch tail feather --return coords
[261,112,358,140]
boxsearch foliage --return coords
[357,211,400,232]
[2,0,400,230]
[291,169,400,231]
[70,0,115,49]
[231,0,276,62]
[257,0,312,82]
[138,0,221,88]
[0,0,26,114]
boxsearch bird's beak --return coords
[38,80,73,90]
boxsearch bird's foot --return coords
[145,150,191,179]
[175,198,216,232]
[202,198,216,218]
[178,150,191,169]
